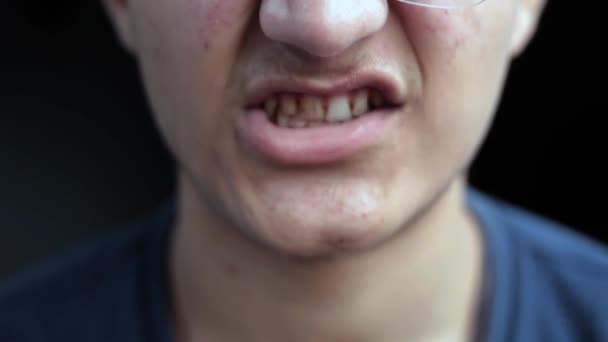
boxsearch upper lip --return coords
[245,69,407,109]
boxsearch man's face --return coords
[106,0,542,256]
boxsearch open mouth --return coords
[256,88,395,129]
[239,73,404,165]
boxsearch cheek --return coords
[422,9,482,58]
[196,0,253,52]
[397,7,484,62]
[397,7,512,173]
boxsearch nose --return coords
[259,0,388,58]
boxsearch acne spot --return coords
[421,9,450,35]
[463,10,482,33]
[220,259,240,278]
[198,1,247,52]
[203,2,228,32]
[419,8,481,59]
[451,35,466,51]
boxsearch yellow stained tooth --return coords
[265,98,278,115]
[327,95,352,122]
[352,89,369,116]
[289,118,307,129]
[308,122,324,128]
[300,96,324,121]
[277,114,290,127]
[279,95,297,116]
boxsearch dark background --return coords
[1,1,606,280]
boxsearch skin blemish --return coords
[220,259,241,278]
[418,8,482,59]
[420,9,450,35]
[462,9,482,33]
[202,1,231,34]
[198,0,250,52]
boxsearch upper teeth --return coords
[263,89,386,127]
[327,95,351,122]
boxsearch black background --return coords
[1,0,606,279]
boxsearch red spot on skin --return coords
[221,260,240,277]
[417,7,481,60]
[198,1,245,53]
[421,10,450,35]
[462,9,482,32]
[450,35,466,51]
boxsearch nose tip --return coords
[260,0,388,58]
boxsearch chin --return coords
[259,221,396,258]
[243,196,405,258]
[232,171,426,258]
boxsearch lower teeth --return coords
[273,115,364,128]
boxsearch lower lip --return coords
[238,108,396,165]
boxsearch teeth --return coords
[264,98,278,116]
[300,96,325,121]
[277,114,290,127]
[308,121,324,128]
[288,118,307,129]
[327,95,352,122]
[352,89,369,117]
[278,95,297,117]
[264,88,385,128]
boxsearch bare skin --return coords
[103,0,546,341]
[172,177,483,341]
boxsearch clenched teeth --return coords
[327,95,351,122]
[263,89,387,128]
[278,95,297,117]
[352,89,369,117]
[300,95,325,121]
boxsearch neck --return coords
[170,177,484,342]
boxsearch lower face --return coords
[130,0,517,256]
